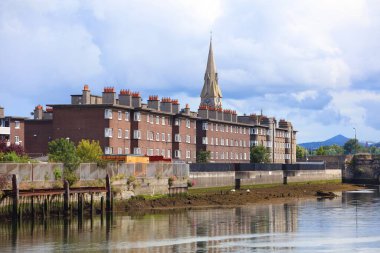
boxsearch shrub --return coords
[63,169,78,186]
[53,167,62,180]
[168,176,177,187]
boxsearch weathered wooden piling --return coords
[12,175,19,220]
[100,196,104,215]
[106,174,112,212]
[63,180,70,215]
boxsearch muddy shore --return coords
[124,182,362,212]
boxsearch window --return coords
[186,150,191,159]
[156,115,160,124]
[175,134,181,142]
[15,136,20,144]
[221,152,224,159]
[161,149,166,157]
[239,140,242,147]
[155,149,160,155]
[105,128,113,138]
[15,121,20,129]
[125,130,129,139]
[118,129,122,138]
[215,138,218,146]
[118,147,123,154]
[216,152,219,159]
[202,122,208,130]
[221,138,224,146]
[167,149,171,158]
[210,152,214,159]
[156,133,160,141]
[147,114,150,123]
[175,118,180,126]
[175,150,181,158]
[186,135,191,143]
[186,119,190,128]
[193,136,196,144]
[226,152,229,160]
[226,139,229,146]
[133,148,141,155]
[125,112,130,121]
[134,112,141,121]
[105,147,113,155]
[133,130,141,139]
[226,125,229,132]
[162,116,166,125]
[250,140,258,147]
[167,133,171,142]
[104,109,112,119]
[162,133,165,141]
[202,137,208,144]
[147,149,153,156]
[215,124,218,131]
[125,148,129,154]
[244,153,247,160]
[243,128,246,134]
[118,111,122,120]
[150,114,154,123]
[211,137,214,145]
[239,127,242,134]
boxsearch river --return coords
[1,188,380,252]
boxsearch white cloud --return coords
[1,0,380,143]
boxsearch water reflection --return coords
[1,190,380,252]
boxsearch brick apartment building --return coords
[24,39,297,163]
[0,107,26,147]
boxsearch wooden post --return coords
[90,193,94,216]
[12,174,19,220]
[106,174,112,212]
[100,196,104,215]
[31,196,35,217]
[78,193,83,218]
[235,179,241,190]
[63,180,70,215]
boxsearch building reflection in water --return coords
[0,203,298,253]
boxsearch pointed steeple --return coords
[200,37,223,108]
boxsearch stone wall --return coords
[343,154,380,184]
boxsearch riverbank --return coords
[124,181,362,212]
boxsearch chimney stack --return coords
[119,89,132,107]
[0,107,4,118]
[34,105,43,120]
[82,84,91,104]
[172,99,180,114]
[131,92,141,108]
[160,97,173,113]
[147,95,160,110]
[184,104,190,115]
[102,87,116,104]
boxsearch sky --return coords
[1,0,380,143]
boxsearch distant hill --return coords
[299,134,350,150]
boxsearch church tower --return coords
[200,38,223,108]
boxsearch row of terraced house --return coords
[1,40,297,164]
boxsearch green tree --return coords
[315,146,327,155]
[76,139,103,163]
[196,150,211,163]
[296,145,308,159]
[250,145,270,163]
[343,139,361,155]
[48,138,80,185]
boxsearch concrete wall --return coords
[286,169,341,183]
[0,162,189,182]
[237,171,284,185]
[189,171,235,188]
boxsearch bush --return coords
[168,176,177,187]
[63,169,78,186]
[53,167,62,180]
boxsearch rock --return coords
[316,191,337,198]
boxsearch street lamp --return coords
[353,127,357,154]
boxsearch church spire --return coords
[200,37,223,108]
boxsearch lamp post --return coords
[353,127,357,155]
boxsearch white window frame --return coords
[118,111,122,120]
[174,150,181,158]
[133,147,141,155]
[125,111,130,121]
[134,112,141,121]
[186,150,191,159]
[105,128,113,138]
[118,128,122,138]
[125,129,129,139]
[202,137,208,145]
[133,130,141,139]
[186,119,190,128]
[175,134,181,142]
[104,109,112,119]
[105,147,113,155]
[202,122,208,130]
[15,121,20,129]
